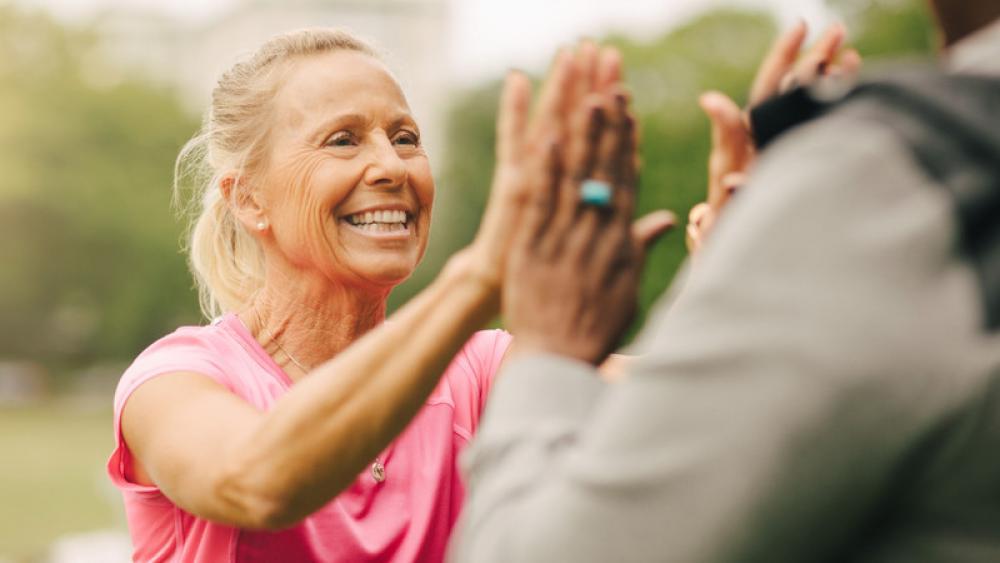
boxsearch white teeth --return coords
[344,209,411,229]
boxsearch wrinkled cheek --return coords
[269,154,340,267]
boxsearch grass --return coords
[0,401,123,561]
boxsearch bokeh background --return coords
[0,0,934,560]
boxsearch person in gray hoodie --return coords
[451,1,1000,561]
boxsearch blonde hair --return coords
[174,28,378,319]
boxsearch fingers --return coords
[538,97,607,256]
[749,20,808,106]
[791,23,845,87]
[595,46,623,94]
[571,41,600,114]
[632,210,676,252]
[611,92,639,217]
[592,89,635,211]
[576,102,608,184]
[528,49,577,141]
[514,138,564,250]
[700,91,751,210]
[686,202,712,254]
[838,48,863,78]
[586,92,649,270]
[495,71,532,164]
[749,22,860,106]
[721,172,747,200]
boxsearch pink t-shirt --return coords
[107,313,512,563]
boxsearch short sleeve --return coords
[442,329,513,442]
[467,329,513,416]
[106,329,233,494]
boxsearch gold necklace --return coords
[269,334,311,374]
[255,314,387,483]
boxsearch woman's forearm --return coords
[217,252,498,527]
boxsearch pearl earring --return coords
[256,221,267,231]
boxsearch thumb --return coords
[700,91,751,209]
[700,91,746,150]
[632,210,676,252]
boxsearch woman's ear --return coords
[221,172,269,233]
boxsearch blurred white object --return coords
[47,530,131,563]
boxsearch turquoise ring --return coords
[579,179,613,207]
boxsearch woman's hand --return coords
[502,85,674,365]
[461,43,625,299]
[686,22,862,254]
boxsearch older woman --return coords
[105,28,644,562]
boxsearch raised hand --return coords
[502,71,674,365]
[686,22,862,254]
[463,42,623,295]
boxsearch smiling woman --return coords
[105,28,628,563]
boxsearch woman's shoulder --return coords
[458,329,513,370]
[434,329,513,434]
[441,329,512,392]
[116,314,250,402]
[131,316,234,368]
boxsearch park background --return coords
[0,0,933,560]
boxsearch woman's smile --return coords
[338,206,416,242]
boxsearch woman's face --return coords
[258,50,434,291]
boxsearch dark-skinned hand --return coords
[503,71,674,366]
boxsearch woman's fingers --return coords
[495,71,532,165]
[570,41,600,111]
[749,20,808,106]
[596,47,623,94]
[528,49,576,141]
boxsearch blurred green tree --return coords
[392,10,779,331]
[396,0,935,337]
[0,6,201,372]
[0,0,936,373]
[828,0,936,56]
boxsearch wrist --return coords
[440,248,502,318]
[508,334,605,366]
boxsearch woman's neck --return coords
[241,268,391,381]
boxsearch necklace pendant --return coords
[371,460,386,483]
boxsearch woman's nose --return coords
[363,136,407,188]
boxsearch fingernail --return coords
[699,92,721,112]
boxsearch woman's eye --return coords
[393,131,419,146]
[326,133,356,147]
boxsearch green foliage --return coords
[404,10,778,331]
[0,404,117,560]
[0,0,937,366]
[0,6,201,369]
[828,0,936,57]
[404,2,936,336]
